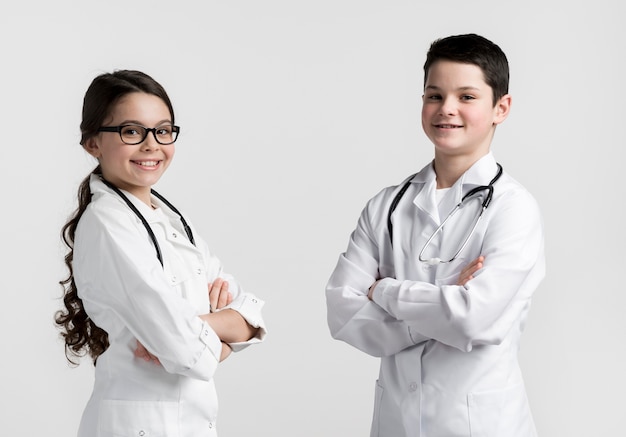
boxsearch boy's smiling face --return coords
[421,60,510,162]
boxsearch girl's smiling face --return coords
[421,60,510,162]
[83,92,175,205]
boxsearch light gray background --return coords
[1,1,623,436]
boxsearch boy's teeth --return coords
[137,161,158,166]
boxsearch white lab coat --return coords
[326,153,544,437]
[73,175,266,437]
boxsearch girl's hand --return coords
[208,278,233,312]
[202,278,258,344]
[220,342,233,362]
[457,256,485,286]
[133,340,161,365]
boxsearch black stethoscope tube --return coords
[387,163,503,262]
[99,178,195,267]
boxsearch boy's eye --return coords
[460,95,475,101]
[426,94,442,100]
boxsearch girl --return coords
[55,70,266,437]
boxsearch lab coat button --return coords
[209,422,214,429]
[138,431,145,437]
[196,268,202,275]
[408,382,418,392]
[171,276,177,283]
[172,232,178,238]
[252,298,258,303]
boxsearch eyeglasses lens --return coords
[120,125,178,145]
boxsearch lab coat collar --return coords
[455,152,499,189]
[409,163,439,223]
[89,175,172,225]
[439,153,499,218]
[409,152,497,186]
[408,152,499,223]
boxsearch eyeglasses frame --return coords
[97,124,181,145]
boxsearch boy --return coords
[325,34,544,436]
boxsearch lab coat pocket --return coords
[468,382,530,437]
[371,380,403,437]
[98,399,180,437]
[371,380,384,437]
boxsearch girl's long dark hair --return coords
[56,165,108,365]
[55,70,175,365]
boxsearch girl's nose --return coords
[141,132,160,151]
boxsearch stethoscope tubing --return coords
[99,177,195,267]
[387,163,503,264]
[418,163,502,265]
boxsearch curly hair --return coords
[55,165,109,365]
[55,70,175,364]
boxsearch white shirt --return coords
[73,175,266,437]
[326,153,544,437]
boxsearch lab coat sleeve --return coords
[326,195,429,358]
[370,188,545,352]
[74,204,222,381]
[196,238,267,352]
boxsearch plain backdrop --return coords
[1,1,624,436]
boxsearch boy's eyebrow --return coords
[424,85,481,92]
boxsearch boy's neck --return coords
[433,152,489,189]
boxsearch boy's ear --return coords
[83,137,101,158]
[493,94,512,125]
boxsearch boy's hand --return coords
[133,340,161,365]
[208,278,233,312]
[457,256,484,286]
[367,280,381,300]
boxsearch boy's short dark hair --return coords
[423,33,509,105]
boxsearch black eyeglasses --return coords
[97,124,180,145]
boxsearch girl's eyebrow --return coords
[117,119,173,126]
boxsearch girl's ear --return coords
[493,94,512,125]
[83,137,101,158]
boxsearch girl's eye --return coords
[156,126,172,136]
[121,126,143,136]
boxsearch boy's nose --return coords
[439,97,457,116]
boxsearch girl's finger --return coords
[208,278,223,310]
[218,281,230,309]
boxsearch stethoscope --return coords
[100,177,195,267]
[387,163,503,265]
